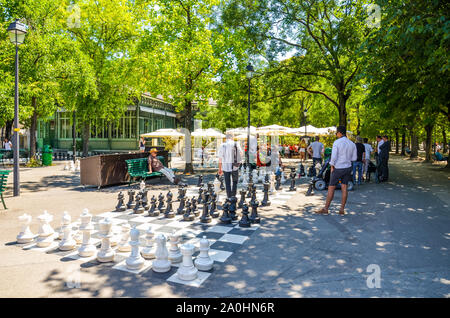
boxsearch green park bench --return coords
[0,170,11,209]
[125,156,165,186]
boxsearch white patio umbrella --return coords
[257,124,292,136]
[140,129,184,138]
[226,126,257,135]
[191,128,225,138]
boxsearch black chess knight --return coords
[209,193,219,218]
[200,199,212,223]
[191,196,199,216]
[164,194,175,218]
[157,192,165,212]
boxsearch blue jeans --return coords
[352,161,363,185]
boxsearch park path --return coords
[0,156,449,297]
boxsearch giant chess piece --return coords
[264,173,270,183]
[299,163,306,177]
[251,184,257,203]
[36,211,55,248]
[288,167,297,191]
[152,234,171,273]
[228,196,238,221]
[275,174,282,191]
[97,218,115,262]
[241,171,248,187]
[183,199,195,221]
[177,243,198,281]
[261,182,271,206]
[117,223,132,252]
[257,168,264,183]
[141,189,149,210]
[177,185,185,202]
[17,213,34,244]
[246,180,253,198]
[164,193,175,218]
[59,225,77,251]
[281,170,286,184]
[78,209,96,257]
[127,190,136,210]
[139,180,146,191]
[148,195,159,217]
[200,198,212,223]
[177,196,186,215]
[197,187,204,204]
[209,192,219,218]
[252,169,258,184]
[207,182,214,195]
[238,188,246,209]
[58,211,72,240]
[191,196,199,217]
[168,233,182,263]
[115,192,126,212]
[219,199,232,224]
[239,203,251,228]
[197,174,203,187]
[214,174,221,193]
[133,194,145,214]
[125,226,145,270]
[141,226,156,259]
[157,192,165,213]
[249,199,261,224]
[219,174,225,191]
[194,236,214,271]
[167,190,173,203]
[270,173,276,193]
[202,188,210,206]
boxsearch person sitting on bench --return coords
[435,149,448,162]
[148,148,184,185]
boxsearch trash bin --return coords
[42,145,53,166]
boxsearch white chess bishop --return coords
[141,226,156,259]
[152,234,171,273]
[58,211,72,240]
[194,236,213,271]
[117,223,131,252]
[78,209,96,257]
[17,213,34,243]
[36,211,55,248]
[125,226,145,270]
[97,218,115,262]
[168,233,182,263]
[176,243,198,281]
[59,226,77,251]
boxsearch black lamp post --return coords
[246,63,254,167]
[303,108,308,137]
[7,19,28,197]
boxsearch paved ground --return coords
[0,155,449,297]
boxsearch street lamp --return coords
[7,19,28,197]
[246,62,254,167]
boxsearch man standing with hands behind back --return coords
[218,133,243,199]
[316,126,357,215]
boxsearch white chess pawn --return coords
[117,223,131,252]
[141,226,156,259]
[70,161,75,172]
[213,177,221,194]
[97,218,115,262]
[17,213,34,243]
[177,243,198,281]
[59,226,77,251]
[125,226,144,270]
[168,233,182,264]
[75,160,80,172]
[152,234,171,273]
[78,209,96,257]
[58,211,72,240]
[242,172,248,187]
[269,174,276,193]
[64,163,69,171]
[139,180,146,191]
[36,211,55,248]
[194,236,214,271]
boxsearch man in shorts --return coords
[316,126,356,215]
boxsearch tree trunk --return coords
[184,100,194,174]
[82,121,90,157]
[410,130,419,158]
[401,131,406,156]
[395,129,399,154]
[356,104,361,136]
[29,97,38,158]
[443,128,447,154]
[424,123,433,162]
[338,94,348,131]
[5,120,13,140]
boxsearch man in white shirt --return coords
[317,126,357,215]
[307,136,324,166]
[363,138,374,179]
[218,133,243,198]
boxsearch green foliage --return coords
[162,137,179,152]
[25,156,42,167]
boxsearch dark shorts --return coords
[329,167,352,186]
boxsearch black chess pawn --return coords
[261,182,271,206]
[275,174,281,190]
[127,190,136,209]
[148,195,159,216]
[115,192,126,212]
[299,163,305,177]
[239,203,251,228]
[191,196,199,217]
[219,199,232,224]
[197,175,203,187]
[238,189,246,209]
[246,181,253,198]
[134,194,145,214]
[183,199,195,221]
[289,167,297,191]
[198,187,204,204]
[157,192,165,212]
[141,189,149,210]
[177,196,186,215]
[228,196,238,221]
[200,199,212,223]
[249,199,261,224]
[251,184,257,203]
[209,193,219,218]
[264,174,270,183]
[166,190,173,202]
[219,174,225,191]
[164,195,175,218]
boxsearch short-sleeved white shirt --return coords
[218,139,243,172]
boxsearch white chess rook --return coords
[168,233,182,263]
[194,236,213,271]
[152,234,171,273]
[17,214,34,244]
[125,226,145,270]
[177,243,198,281]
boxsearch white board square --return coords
[167,271,211,288]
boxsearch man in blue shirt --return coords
[316,126,357,216]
